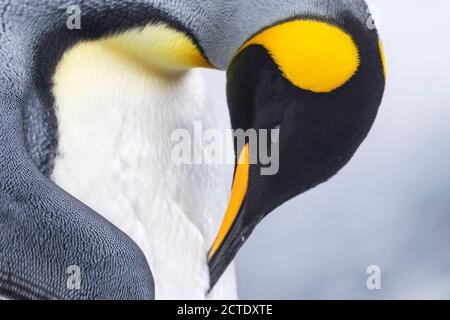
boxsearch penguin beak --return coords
[208,18,386,289]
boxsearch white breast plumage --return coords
[51,40,237,300]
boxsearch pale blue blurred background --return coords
[203,0,450,299]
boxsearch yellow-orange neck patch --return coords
[240,20,360,93]
[101,23,212,72]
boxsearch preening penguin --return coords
[50,26,236,300]
[0,0,385,300]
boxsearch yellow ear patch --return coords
[240,20,360,93]
[101,23,212,71]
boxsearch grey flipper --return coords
[0,88,155,299]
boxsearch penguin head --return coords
[207,12,386,288]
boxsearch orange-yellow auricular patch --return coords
[241,20,360,93]
[209,144,250,260]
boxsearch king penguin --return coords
[0,0,385,300]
